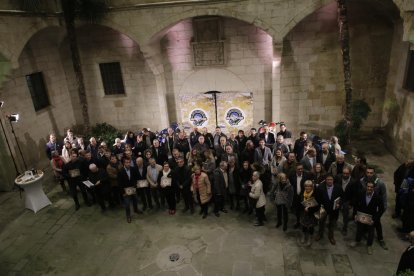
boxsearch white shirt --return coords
[296,174,302,195]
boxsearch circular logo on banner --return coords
[190,109,208,126]
[225,108,245,126]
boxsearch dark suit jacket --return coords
[355,190,384,222]
[136,165,147,181]
[259,132,275,147]
[293,138,306,161]
[317,151,336,172]
[316,183,343,214]
[289,172,311,206]
[151,146,168,165]
[213,168,227,195]
[117,166,138,189]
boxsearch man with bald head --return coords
[317,143,336,171]
[88,163,110,212]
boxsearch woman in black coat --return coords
[157,162,178,215]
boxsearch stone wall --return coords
[0,27,75,189]
[281,2,395,138]
[382,21,414,161]
[161,17,273,128]
[60,24,159,131]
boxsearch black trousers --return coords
[395,192,402,216]
[276,204,288,226]
[228,193,240,209]
[318,211,339,238]
[182,188,194,211]
[149,187,161,208]
[93,184,108,210]
[197,192,209,215]
[256,206,265,223]
[341,201,350,230]
[356,222,375,246]
[123,194,138,218]
[163,186,176,210]
[138,187,151,209]
[110,186,122,206]
[374,213,384,241]
[214,194,225,213]
[68,180,90,206]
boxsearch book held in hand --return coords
[124,187,136,195]
[356,211,373,225]
[302,197,318,208]
[333,197,341,210]
[82,180,94,188]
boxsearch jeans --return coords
[123,194,138,218]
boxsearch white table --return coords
[15,170,51,213]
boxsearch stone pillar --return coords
[272,41,283,122]
[141,45,170,128]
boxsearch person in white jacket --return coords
[250,171,267,226]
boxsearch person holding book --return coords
[118,157,140,223]
[300,180,319,246]
[349,182,384,255]
[315,174,343,245]
[157,162,178,215]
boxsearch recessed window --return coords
[404,49,414,92]
[25,72,50,111]
[99,62,125,95]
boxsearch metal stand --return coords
[204,90,221,127]
[8,119,27,170]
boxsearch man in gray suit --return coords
[254,139,272,193]
[301,148,317,172]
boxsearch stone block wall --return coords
[0,27,75,174]
[382,21,414,161]
[161,17,273,130]
[61,24,159,132]
[281,2,394,138]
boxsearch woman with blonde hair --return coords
[191,165,212,219]
[300,180,320,246]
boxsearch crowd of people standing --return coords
[45,123,414,262]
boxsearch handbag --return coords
[314,204,327,220]
[137,180,149,188]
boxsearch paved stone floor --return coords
[0,137,410,275]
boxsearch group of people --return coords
[45,123,413,262]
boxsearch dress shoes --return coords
[215,212,220,217]
[293,222,300,229]
[75,204,80,211]
[314,234,322,241]
[127,217,132,223]
[221,209,228,213]
[202,214,207,219]
[329,237,336,245]
[254,222,264,226]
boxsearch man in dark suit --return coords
[174,131,190,158]
[118,157,140,223]
[142,128,156,148]
[350,182,384,255]
[213,161,228,217]
[289,163,311,228]
[136,157,151,211]
[248,128,260,147]
[151,139,168,165]
[293,131,308,162]
[397,231,414,275]
[175,157,193,213]
[45,133,62,160]
[334,167,354,236]
[317,143,336,171]
[213,126,227,148]
[276,123,292,139]
[315,174,343,245]
[259,126,275,148]
[301,148,317,173]
[393,160,414,218]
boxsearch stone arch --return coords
[145,7,276,44]
[11,20,61,68]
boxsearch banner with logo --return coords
[180,92,253,134]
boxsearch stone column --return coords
[272,41,283,122]
[141,45,170,128]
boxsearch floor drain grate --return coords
[169,253,180,262]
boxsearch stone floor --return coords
[0,136,410,276]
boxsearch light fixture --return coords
[8,114,19,123]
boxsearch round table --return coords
[15,170,51,213]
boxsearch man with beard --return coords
[201,127,214,149]
[283,152,297,177]
[317,143,336,172]
[175,157,193,213]
[189,127,201,148]
[241,140,255,165]
[273,135,290,157]
[360,166,388,250]
[213,126,227,148]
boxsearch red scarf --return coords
[53,156,64,169]
[193,173,201,191]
